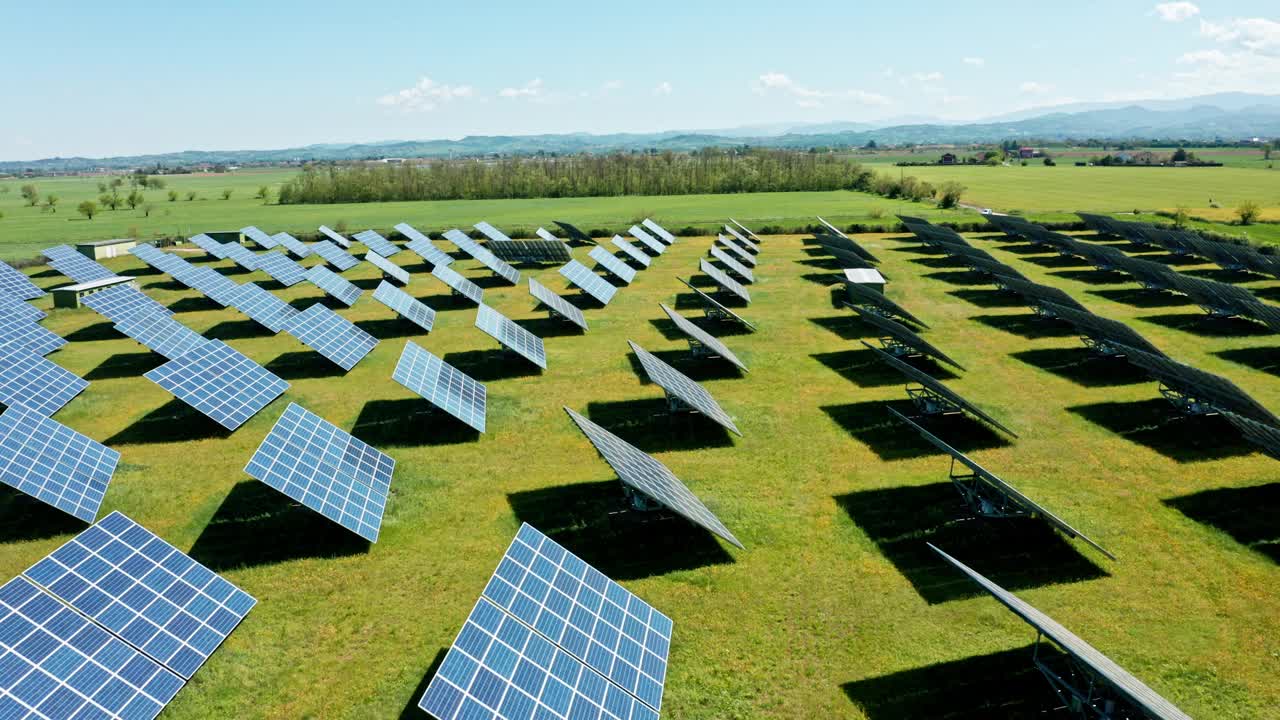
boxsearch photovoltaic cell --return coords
[0,344,88,416]
[627,227,665,255]
[475,304,547,370]
[640,218,676,245]
[724,223,760,253]
[489,240,572,264]
[699,259,750,304]
[716,235,756,266]
[24,511,258,680]
[353,229,401,258]
[1122,345,1280,426]
[221,242,260,272]
[405,238,455,268]
[676,278,755,331]
[708,247,754,284]
[45,246,117,284]
[245,402,394,543]
[843,282,927,328]
[0,259,45,300]
[1222,411,1280,460]
[535,227,565,244]
[628,341,740,435]
[185,267,240,307]
[270,232,312,258]
[431,265,484,305]
[443,229,521,285]
[114,312,211,361]
[373,281,436,333]
[144,340,288,431]
[1040,302,1166,357]
[558,260,617,305]
[0,294,43,324]
[312,240,359,272]
[255,252,307,287]
[0,316,67,356]
[365,251,412,285]
[190,234,230,259]
[240,226,278,248]
[611,236,651,268]
[0,403,114,521]
[393,342,486,433]
[284,303,379,371]
[318,225,351,248]
[394,222,433,246]
[304,265,362,306]
[528,278,587,331]
[228,282,299,333]
[588,246,637,285]
[80,284,172,325]
[473,221,512,243]
[660,304,748,372]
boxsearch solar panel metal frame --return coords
[641,218,677,245]
[552,220,595,245]
[392,341,486,433]
[0,259,45,300]
[727,217,761,244]
[588,246,637,284]
[474,304,547,370]
[255,251,308,287]
[628,226,666,255]
[489,239,573,264]
[723,224,760,254]
[0,403,115,521]
[863,342,1018,437]
[228,282,299,333]
[365,251,412,286]
[1221,410,1280,460]
[660,303,748,372]
[0,315,68,356]
[373,280,436,333]
[816,216,848,238]
[430,264,484,305]
[611,235,652,267]
[245,402,394,543]
[698,258,751,304]
[353,229,402,258]
[528,277,587,331]
[628,341,741,436]
[846,304,965,370]
[843,282,928,328]
[558,260,617,306]
[405,237,456,268]
[115,311,212,361]
[716,235,757,266]
[312,240,360,272]
[677,278,756,331]
[1039,302,1166,358]
[708,246,755,284]
[318,224,352,248]
[1120,345,1280,425]
[270,232,312,259]
[79,284,173,324]
[304,264,363,306]
[443,229,521,284]
[284,303,379,371]
[240,226,278,248]
[143,339,288,431]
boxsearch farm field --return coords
[1,223,1278,718]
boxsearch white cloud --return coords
[653,81,673,96]
[962,57,985,67]
[1019,81,1052,94]
[1200,17,1280,55]
[753,72,891,109]
[912,71,944,82]
[376,76,474,111]
[498,78,544,99]
[1154,2,1199,22]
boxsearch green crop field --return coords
[1,224,1278,718]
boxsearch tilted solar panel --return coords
[1040,302,1166,357]
[588,246,637,284]
[80,284,173,324]
[312,240,359,272]
[473,221,513,244]
[240,226,278,248]
[115,311,211,361]
[186,267,240,307]
[716,235,757,266]
[255,252,308,287]
[353,229,401,258]
[660,303,748,372]
[393,341,486,433]
[819,242,878,270]
[144,340,288,431]
[628,226,665,255]
[24,511,258,680]
[843,282,928,328]
[610,235,651,267]
[270,232,312,258]
[0,297,45,326]
[628,341,740,435]
[405,237,455,268]
[285,303,379,371]
[535,227,565,244]
[1221,411,1280,460]
[45,246,117,283]
[190,233,230,259]
[552,220,594,245]
[863,342,1017,437]
[489,240,573,264]
[318,225,352,248]
[221,242,260,272]
[1121,345,1280,426]
[992,274,1090,315]
[677,278,756,331]
[698,259,751,304]
[847,305,965,370]
[558,260,617,305]
[528,277,587,331]
[228,282,299,333]
[0,344,88,416]
[365,251,411,285]
[0,403,116,521]
[708,247,754,284]
[723,223,760,252]
[373,281,436,333]
[475,304,547,369]
[0,259,45,300]
[443,229,521,284]
[0,315,67,356]
[393,222,432,246]
[641,218,677,244]
[431,264,484,305]
[245,402,395,543]
[816,216,848,238]
[304,265,362,306]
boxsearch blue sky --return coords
[4,1,1277,160]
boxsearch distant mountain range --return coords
[5,93,1278,173]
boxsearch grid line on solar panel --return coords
[115,311,211,361]
[640,218,676,244]
[220,242,260,272]
[443,229,521,284]
[190,234,230,259]
[489,240,572,264]
[565,408,743,554]
[318,225,352,248]
[473,221,512,243]
[659,303,748,372]
[393,222,432,245]
[0,292,46,323]
[365,251,411,285]
[676,278,756,331]
[479,523,674,711]
[708,247,755,284]
[611,236,651,267]
[228,283,298,334]
[143,340,288,431]
[255,252,307,287]
[80,284,172,324]
[186,268,240,307]
[0,259,45,300]
[628,226,665,255]
[270,232,312,258]
[373,281,436,333]
[45,246,117,283]
[628,341,740,435]
[558,260,617,306]
[0,576,184,720]
[716,235,757,266]
[0,403,114,522]
[0,316,67,356]
[285,303,379,371]
[353,230,401,258]
[847,305,965,370]
[528,278,587,331]
[698,259,750,304]
[862,342,1018,437]
[404,237,455,268]
[245,403,394,543]
[304,265,362,306]
[587,246,637,285]
[311,241,359,272]
[0,344,88,417]
[475,305,547,369]
[24,511,257,680]
[431,265,484,305]
[723,224,760,253]
[240,226,277,248]
[393,342,486,433]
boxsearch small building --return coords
[843,268,887,298]
[76,238,137,260]
[52,276,135,309]
[940,153,958,165]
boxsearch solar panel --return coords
[1121,345,1280,426]
[628,341,740,435]
[0,315,67,356]
[353,229,401,258]
[0,403,115,521]
[847,305,965,370]
[716,235,757,266]
[535,227,565,244]
[565,407,742,550]
[1164,272,1269,321]
[528,278,587,331]
[285,303,379,371]
[818,242,878,270]
[628,226,665,255]
[1221,411,1280,460]
[221,242,260,272]
[863,342,1018,437]
[724,223,760,252]
[134,247,195,282]
[641,218,677,245]
[318,225,352,248]
[843,282,928,328]
[365,251,412,285]
[0,259,45,300]
[0,575,184,720]
[240,226,278,248]
[304,265,362,306]
[0,294,43,325]
[588,246,637,285]
[245,402,394,543]
[186,267,240,307]
[473,221,513,243]
[443,229,522,284]
[930,544,1191,720]
[889,408,1113,559]
[44,246,117,283]
[1039,303,1166,358]
[115,311,211,361]
[405,237,455,268]
[431,264,484,305]
[489,239,573,264]
[255,252,307,287]
[190,233,230,259]
[676,278,756,331]
[393,342,486,433]
[698,259,751,304]
[144,340,288,431]
[660,303,748,372]
[992,274,1090,316]
[708,247,755,284]
[25,511,257,680]
[610,235,652,267]
[270,232,312,259]
[553,220,594,245]
[0,344,86,416]
[373,281,436,333]
[558,260,617,305]
[228,282,299,333]
[80,284,172,324]
[313,240,359,272]
[816,216,848,238]
[475,304,547,369]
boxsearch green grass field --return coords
[1,226,1277,718]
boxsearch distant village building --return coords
[939,152,958,165]
[1018,147,1039,159]
[76,238,136,260]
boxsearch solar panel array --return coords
[190,233,231,259]
[393,341,486,433]
[676,278,756,331]
[588,246,637,284]
[993,274,1090,315]
[611,236,652,267]
[431,264,484,305]
[354,229,401,258]
[0,294,43,324]
[44,246,117,283]
[228,282,299,333]
[313,240,359,271]
[80,284,173,324]
[365,251,412,285]
[0,314,67,356]
[1122,346,1280,426]
[0,259,45,300]
[708,247,754,284]
[318,225,352,248]
[373,281,436,333]
[716,235,756,266]
[0,344,88,416]
[660,304,748,372]
[0,403,115,522]
[115,311,212,361]
[698,259,751,304]
[472,221,512,243]
[863,343,1018,437]
[221,242,261,272]
[558,260,617,305]
[405,237,455,268]
[285,303,379,371]
[844,282,928,328]
[1222,411,1280,460]
[240,226,278,248]
[245,403,395,543]
[475,304,547,369]
[553,220,594,245]
[723,223,760,253]
[628,226,665,255]
[271,232,312,258]
[255,252,308,287]
[489,240,573,264]
[848,305,965,370]
[304,265,362,306]
[442,229,522,285]
[528,278,587,331]
[535,227,565,244]
[1040,302,1166,357]
[628,341,740,435]
[640,218,677,245]
[393,222,433,246]
[144,340,288,431]
[186,267,241,307]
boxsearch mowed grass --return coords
[1,225,1279,718]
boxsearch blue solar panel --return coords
[699,259,751,304]
[228,283,298,333]
[185,268,240,307]
[46,251,117,284]
[431,265,484,305]
[475,305,546,369]
[588,247,636,285]
[221,243,260,272]
[558,261,617,306]
[716,235,756,266]
[0,575,184,720]
[285,304,378,371]
[473,221,513,243]
[0,344,89,417]
[442,230,521,284]
[0,293,45,323]
[240,226,278,248]
[0,404,115,522]
[80,284,172,324]
[627,227,665,256]
[353,230,401,258]
[373,281,436,333]
[245,403,395,543]
[709,247,754,284]
[115,312,211,361]
[640,219,676,245]
[318,225,351,248]
[24,511,258,680]
[271,232,312,259]
[405,238,455,268]
[255,252,307,287]
[144,340,288,431]
[365,251,411,285]
[131,247,193,282]
[0,260,45,301]
[190,234,230,259]
[0,316,67,356]
[611,236,651,268]
[313,240,359,272]
[393,341,486,433]
[528,278,587,332]
[304,265,362,306]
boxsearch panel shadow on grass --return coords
[204,319,273,342]
[397,649,449,720]
[442,349,542,382]
[811,348,958,388]
[1067,398,1255,462]
[0,489,86,542]
[624,349,744,383]
[1086,288,1190,308]
[167,296,222,314]
[105,398,232,445]
[795,257,841,271]
[1024,254,1090,269]
[1215,347,1280,377]
[64,321,120,343]
[265,350,345,380]
[909,255,971,269]
[84,352,162,380]
[808,315,871,341]
[1140,313,1274,337]
[970,313,1076,339]
[821,401,1011,461]
[188,480,369,571]
[835,483,1108,604]
[1047,268,1131,285]
[801,272,842,286]
[1011,348,1150,387]
[354,318,424,340]
[923,270,985,286]
[1164,482,1280,564]
[514,316,584,338]
[350,398,479,447]
[842,645,1064,720]
[143,279,188,292]
[585,398,734,452]
[415,293,478,312]
[507,480,734,580]
[648,317,748,342]
[947,288,1027,309]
